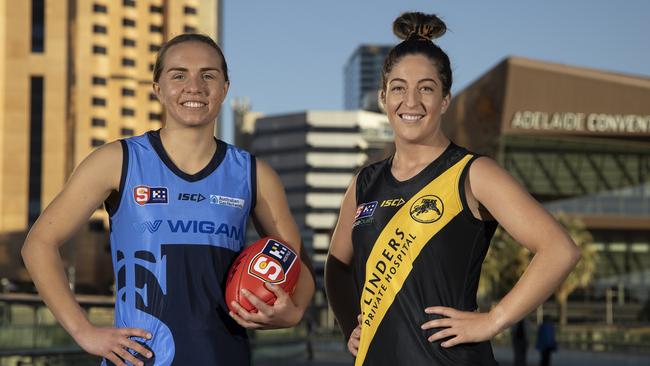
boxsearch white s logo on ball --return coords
[252,256,283,281]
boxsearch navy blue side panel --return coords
[159,245,249,365]
[111,244,250,366]
[250,155,257,211]
[104,140,129,217]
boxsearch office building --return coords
[344,45,391,112]
[250,110,393,270]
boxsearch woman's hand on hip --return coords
[421,306,501,347]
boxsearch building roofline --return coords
[454,55,650,97]
[344,44,393,67]
[578,214,650,230]
[506,56,650,88]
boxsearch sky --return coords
[219,0,650,143]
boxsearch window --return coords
[93,3,108,13]
[150,5,163,13]
[28,76,44,225]
[92,45,107,54]
[121,87,135,96]
[149,43,160,52]
[149,112,162,121]
[92,24,107,34]
[121,127,135,136]
[183,25,196,33]
[91,138,105,147]
[92,76,107,85]
[149,93,158,101]
[121,107,135,116]
[184,6,197,15]
[123,0,136,7]
[92,97,106,106]
[150,24,163,33]
[31,0,45,52]
[122,18,136,27]
[122,38,136,47]
[91,117,106,127]
[149,63,154,71]
[122,58,136,67]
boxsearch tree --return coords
[479,213,597,326]
[479,226,529,306]
[552,213,598,326]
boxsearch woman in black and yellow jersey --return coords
[325,12,581,366]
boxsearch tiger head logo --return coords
[409,195,444,223]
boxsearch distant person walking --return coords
[536,316,557,366]
[512,319,528,366]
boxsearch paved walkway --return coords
[492,346,650,366]
[254,344,650,366]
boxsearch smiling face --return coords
[381,54,450,144]
[153,41,229,129]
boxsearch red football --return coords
[225,237,301,313]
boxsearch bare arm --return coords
[472,157,580,330]
[229,159,315,328]
[424,157,580,347]
[328,175,357,265]
[325,176,360,345]
[21,142,151,365]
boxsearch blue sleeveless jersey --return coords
[103,130,255,366]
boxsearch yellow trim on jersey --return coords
[355,154,473,366]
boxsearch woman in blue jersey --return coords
[325,12,580,366]
[22,34,314,366]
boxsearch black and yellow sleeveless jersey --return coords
[351,143,498,366]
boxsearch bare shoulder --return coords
[337,173,358,218]
[255,158,286,195]
[80,140,123,165]
[256,158,277,179]
[468,156,505,179]
[70,140,124,192]
[343,173,358,207]
[328,173,358,264]
[88,140,123,162]
[467,156,518,192]
[466,155,539,212]
[466,155,575,254]
[26,141,125,245]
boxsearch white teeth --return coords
[182,101,205,108]
[400,114,423,121]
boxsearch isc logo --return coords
[380,198,405,207]
[247,239,297,284]
[177,193,206,202]
[134,185,168,205]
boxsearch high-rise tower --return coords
[0,0,221,290]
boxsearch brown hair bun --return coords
[393,12,446,42]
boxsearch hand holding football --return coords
[225,237,301,313]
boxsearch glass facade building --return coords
[0,0,221,291]
[344,45,391,112]
[443,56,650,303]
